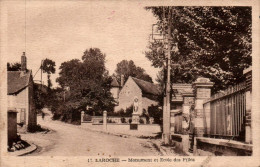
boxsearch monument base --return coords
[130,123,138,130]
[132,113,140,124]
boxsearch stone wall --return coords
[194,137,252,156]
[171,134,189,155]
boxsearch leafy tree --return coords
[145,6,251,93]
[56,48,115,121]
[7,62,21,71]
[114,60,153,83]
[41,59,56,89]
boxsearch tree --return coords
[41,59,56,89]
[114,60,153,83]
[7,62,21,71]
[145,7,252,93]
[56,48,115,121]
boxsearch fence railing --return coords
[205,81,247,140]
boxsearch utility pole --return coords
[163,7,172,145]
[41,60,43,90]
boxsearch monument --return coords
[130,96,140,130]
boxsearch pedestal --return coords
[130,113,140,130]
[132,113,140,124]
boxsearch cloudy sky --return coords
[5,1,159,87]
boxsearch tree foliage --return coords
[114,60,153,83]
[7,62,21,71]
[145,6,252,92]
[41,58,56,89]
[56,48,115,118]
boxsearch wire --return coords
[24,0,26,53]
[33,66,41,79]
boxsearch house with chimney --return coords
[115,76,161,114]
[7,52,37,131]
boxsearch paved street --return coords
[22,116,176,156]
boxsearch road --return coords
[23,116,169,156]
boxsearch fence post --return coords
[103,110,107,131]
[193,77,214,137]
[243,67,252,144]
[81,111,84,123]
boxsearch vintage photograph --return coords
[1,0,257,165]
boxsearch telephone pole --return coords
[163,7,172,145]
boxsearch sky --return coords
[5,1,159,87]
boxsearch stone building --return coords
[7,53,37,130]
[115,76,160,114]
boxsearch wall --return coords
[116,77,142,113]
[8,88,28,124]
[81,123,161,136]
[194,137,252,156]
[171,134,189,155]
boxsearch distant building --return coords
[110,77,121,103]
[115,76,160,114]
[7,53,37,130]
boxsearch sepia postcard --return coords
[0,0,259,167]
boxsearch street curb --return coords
[8,142,37,156]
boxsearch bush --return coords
[139,119,144,124]
[129,118,132,124]
[108,105,133,117]
[121,117,126,123]
[148,105,163,125]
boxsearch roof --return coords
[131,77,161,96]
[8,70,32,95]
[111,77,120,87]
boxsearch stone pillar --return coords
[243,67,252,144]
[103,111,107,131]
[81,111,84,123]
[193,77,214,137]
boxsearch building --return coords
[110,77,121,103]
[115,76,160,114]
[7,53,37,130]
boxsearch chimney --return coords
[120,75,124,87]
[21,52,27,71]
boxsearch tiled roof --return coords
[131,77,161,96]
[111,77,120,87]
[7,70,32,95]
